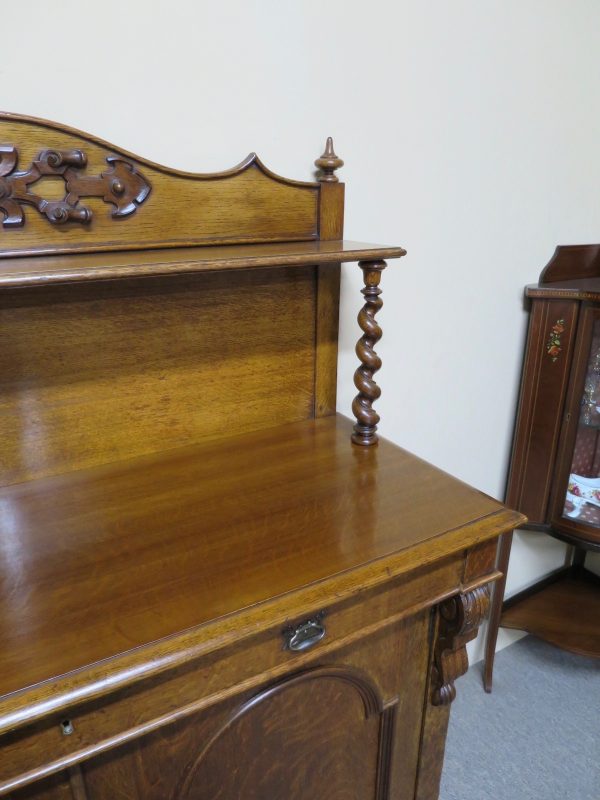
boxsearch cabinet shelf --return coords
[0,240,405,289]
[501,569,600,658]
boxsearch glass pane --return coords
[563,319,600,528]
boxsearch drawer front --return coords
[0,554,466,794]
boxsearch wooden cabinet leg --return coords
[483,530,514,692]
[571,545,587,575]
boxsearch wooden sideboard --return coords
[0,114,524,799]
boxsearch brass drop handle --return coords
[283,612,326,652]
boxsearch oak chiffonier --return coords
[0,114,524,799]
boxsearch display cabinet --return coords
[484,245,600,691]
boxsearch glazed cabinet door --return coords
[550,302,600,547]
[11,613,431,800]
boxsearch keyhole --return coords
[60,719,74,736]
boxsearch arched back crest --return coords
[0,113,320,258]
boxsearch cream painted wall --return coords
[3,0,600,660]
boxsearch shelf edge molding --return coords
[0,240,406,289]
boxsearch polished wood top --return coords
[0,414,522,720]
[0,240,405,288]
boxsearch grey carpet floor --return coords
[440,636,600,800]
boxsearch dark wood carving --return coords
[432,585,490,706]
[315,136,344,182]
[352,259,387,446]
[0,146,150,227]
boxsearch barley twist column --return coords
[351,260,386,446]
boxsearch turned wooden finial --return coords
[315,137,344,182]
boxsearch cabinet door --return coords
[41,615,429,800]
[550,304,600,547]
[172,668,383,799]
[504,298,580,524]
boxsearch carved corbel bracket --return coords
[0,146,151,227]
[431,585,491,706]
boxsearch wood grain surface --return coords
[0,267,317,484]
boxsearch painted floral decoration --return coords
[567,479,600,503]
[547,319,565,361]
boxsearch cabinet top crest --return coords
[0,112,338,259]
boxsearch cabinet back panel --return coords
[0,266,316,485]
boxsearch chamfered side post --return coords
[351,259,386,446]
[314,137,345,418]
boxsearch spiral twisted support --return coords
[351,260,387,446]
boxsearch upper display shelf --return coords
[0,239,406,288]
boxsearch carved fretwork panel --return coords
[431,585,491,706]
[0,146,150,227]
